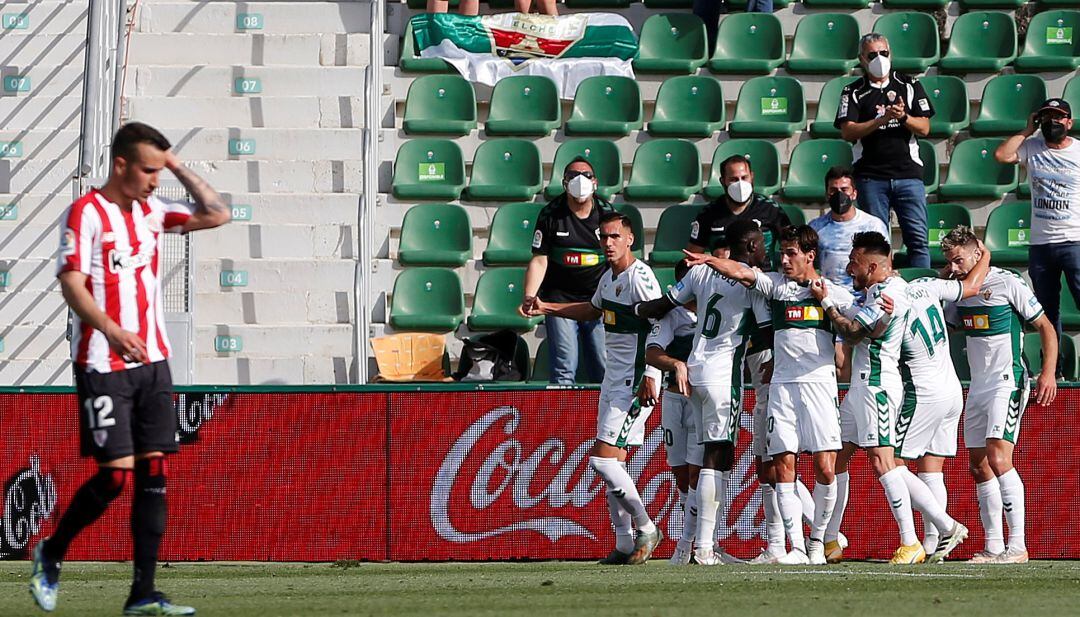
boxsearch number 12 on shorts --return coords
[84,395,116,429]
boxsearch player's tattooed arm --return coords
[633,296,677,319]
[681,250,757,287]
[809,279,869,344]
[164,150,231,231]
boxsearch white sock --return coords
[796,478,816,526]
[590,457,655,535]
[810,481,837,542]
[776,482,806,554]
[695,469,724,556]
[918,472,947,553]
[824,472,849,543]
[900,467,956,534]
[879,467,918,546]
[718,470,732,539]
[976,478,1006,554]
[679,487,698,550]
[606,488,634,553]
[762,484,786,554]
[997,468,1026,552]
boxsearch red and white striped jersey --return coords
[56,189,194,373]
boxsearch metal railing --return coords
[356,0,384,383]
[77,0,130,186]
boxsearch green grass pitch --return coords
[3,561,1080,616]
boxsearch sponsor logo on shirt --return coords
[962,314,990,330]
[690,221,700,239]
[59,229,76,257]
[563,252,600,267]
[785,306,823,321]
[108,248,154,273]
[603,309,616,325]
[531,230,542,249]
[1028,296,1041,309]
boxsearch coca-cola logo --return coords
[175,393,228,444]
[0,455,57,559]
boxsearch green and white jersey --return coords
[646,305,696,390]
[590,259,663,392]
[667,264,768,386]
[752,271,856,384]
[902,277,964,397]
[947,267,1044,389]
[849,276,910,393]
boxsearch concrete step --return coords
[0,259,62,294]
[0,129,80,161]
[131,65,366,97]
[127,96,366,129]
[0,193,73,225]
[0,63,84,97]
[196,290,353,325]
[0,290,67,328]
[194,323,353,356]
[1,223,62,260]
[193,258,354,292]
[128,32,368,67]
[178,159,363,193]
[0,33,86,68]
[0,158,80,194]
[0,325,69,359]
[196,222,358,259]
[217,192,357,225]
[0,95,82,130]
[0,358,73,387]
[193,355,352,385]
[0,2,88,37]
[137,2,371,35]
[167,127,362,161]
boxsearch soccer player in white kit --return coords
[530,212,664,565]
[940,227,1058,564]
[812,232,968,564]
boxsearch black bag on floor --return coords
[454,330,524,382]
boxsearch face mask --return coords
[1041,119,1068,144]
[566,174,594,201]
[726,179,753,204]
[828,191,853,216]
[868,55,891,79]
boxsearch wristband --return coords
[820,296,837,312]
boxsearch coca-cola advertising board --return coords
[2,387,1078,561]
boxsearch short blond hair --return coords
[939,225,978,252]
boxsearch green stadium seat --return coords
[392,139,466,200]
[650,206,699,265]
[400,22,453,73]
[565,76,643,136]
[1023,332,1078,380]
[644,0,693,6]
[780,204,807,227]
[983,200,1032,266]
[729,76,807,137]
[1064,75,1080,136]
[873,12,941,73]
[950,333,971,381]
[704,139,782,199]
[938,138,1018,199]
[920,140,939,194]
[465,139,543,201]
[898,267,940,282]
[804,0,870,7]
[634,13,708,74]
[623,139,702,202]
[971,75,1047,137]
[709,13,785,74]
[958,0,1024,8]
[530,338,595,383]
[810,76,858,138]
[1015,10,1080,72]
[883,0,947,7]
[1062,274,1080,329]
[565,0,632,7]
[545,139,623,200]
[786,13,861,75]
[485,76,561,137]
[389,267,465,332]
[467,267,542,332]
[654,267,677,294]
[402,75,477,135]
[648,76,726,137]
[919,75,970,138]
[938,12,1017,73]
[398,204,472,267]
[615,203,646,259]
[483,202,544,266]
[781,139,854,202]
[925,203,973,265]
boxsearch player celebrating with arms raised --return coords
[30,123,230,615]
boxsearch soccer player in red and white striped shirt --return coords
[30,122,230,616]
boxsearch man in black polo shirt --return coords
[836,33,934,268]
[521,157,611,384]
[686,154,790,269]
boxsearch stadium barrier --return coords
[2,385,1078,562]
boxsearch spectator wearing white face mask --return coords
[521,157,612,384]
[687,154,790,270]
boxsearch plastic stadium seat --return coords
[938,138,1018,199]
[1024,332,1078,380]
[398,204,472,266]
[1041,0,1080,7]
[873,12,941,73]
[465,139,543,201]
[545,139,623,200]
[403,75,476,136]
[467,267,542,332]
[938,12,1017,73]
[920,140,939,194]
[1063,275,1080,329]
[925,203,973,265]
[648,76,726,137]
[392,139,466,200]
[1015,10,1080,72]
[950,334,971,381]
[565,76,643,136]
[485,76,561,137]
[400,22,453,73]
[389,268,464,332]
[704,139,781,199]
[634,14,708,74]
[623,139,702,202]
[898,267,940,281]
[804,0,870,7]
[709,13,785,74]
[781,139,854,202]
[971,75,1047,137]
[650,206,700,265]
[530,338,595,383]
[983,200,1031,266]
[483,202,543,266]
[654,267,677,294]
[919,75,970,138]
[780,204,806,227]
[810,77,858,138]
[729,76,807,137]
[958,0,1024,8]
[786,14,861,75]
[1064,75,1080,136]
[883,0,947,7]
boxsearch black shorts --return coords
[75,360,178,462]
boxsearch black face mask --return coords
[829,191,853,215]
[1041,119,1068,144]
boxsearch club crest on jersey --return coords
[146,213,163,233]
[962,314,990,330]
[615,284,624,296]
[108,248,154,273]
[981,288,993,300]
[93,429,108,447]
[786,306,823,321]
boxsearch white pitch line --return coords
[738,569,980,578]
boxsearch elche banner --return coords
[410,12,638,98]
[2,388,1078,561]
